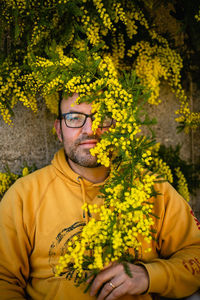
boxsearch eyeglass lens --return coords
[64,113,112,128]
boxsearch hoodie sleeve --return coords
[141,182,200,298]
[0,183,31,299]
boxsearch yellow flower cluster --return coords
[175,167,190,202]
[0,172,18,198]
[22,167,29,177]
[20,91,38,113]
[195,8,200,22]
[126,13,137,39]
[112,1,127,25]
[44,93,59,115]
[113,1,149,43]
[128,33,183,106]
[44,77,64,96]
[54,53,158,281]
[142,150,153,166]
[129,3,149,30]
[0,62,38,124]
[142,0,154,9]
[153,157,173,183]
[149,143,191,201]
[2,0,196,133]
[80,7,102,46]
[0,164,36,198]
[111,33,126,68]
[93,0,113,30]
[91,140,112,168]
[149,142,174,183]
[73,40,86,52]
[89,59,141,167]
[175,94,200,132]
[87,21,101,46]
[35,57,54,68]
[28,23,49,49]
[55,46,75,67]
[0,103,12,125]
[4,0,26,11]
[56,168,156,276]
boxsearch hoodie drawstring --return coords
[77,176,91,224]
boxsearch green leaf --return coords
[14,9,20,40]
[122,262,133,278]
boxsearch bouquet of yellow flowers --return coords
[34,49,160,289]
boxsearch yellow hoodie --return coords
[0,148,199,299]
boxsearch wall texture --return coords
[0,101,60,173]
[0,86,199,217]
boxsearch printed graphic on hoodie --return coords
[48,221,85,275]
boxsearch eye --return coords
[67,113,82,121]
[65,113,86,128]
[98,116,113,127]
[67,115,76,121]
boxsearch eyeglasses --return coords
[60,112,113,128]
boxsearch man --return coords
[0,93,199,299]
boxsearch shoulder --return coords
[152,181,193,231]
[19,164,55,184]
[153,180,188,206]
[13,164,55,192]
[0,164,56,209]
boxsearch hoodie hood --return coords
[51,148,107,188]
[51,148,106,223]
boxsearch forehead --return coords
[61,93,92,113]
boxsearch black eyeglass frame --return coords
[60,112,113,128]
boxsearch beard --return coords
[63,134,101,168]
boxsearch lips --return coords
[79,140,98,148]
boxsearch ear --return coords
[54,119,63,142]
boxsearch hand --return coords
[90,263,149,300]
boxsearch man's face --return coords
[55,93,108,168]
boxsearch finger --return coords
[87,262,114,284]
[102,261,113,270]
[96,281,122,300]
[86,273,94,284]
[97,274,126,300]
[106,284,126,300]
[90,264,124,296]
[96,281,115,300]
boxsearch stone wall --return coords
[0,86,199,218]
[0,101,60,173]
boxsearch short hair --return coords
[57,91,77,119]
[57,90,63,120]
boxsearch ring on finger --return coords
[109,281,116,289]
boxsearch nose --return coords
[82,116,94,135]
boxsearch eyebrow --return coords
[66,110,82,113]
[65,111,95,115]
